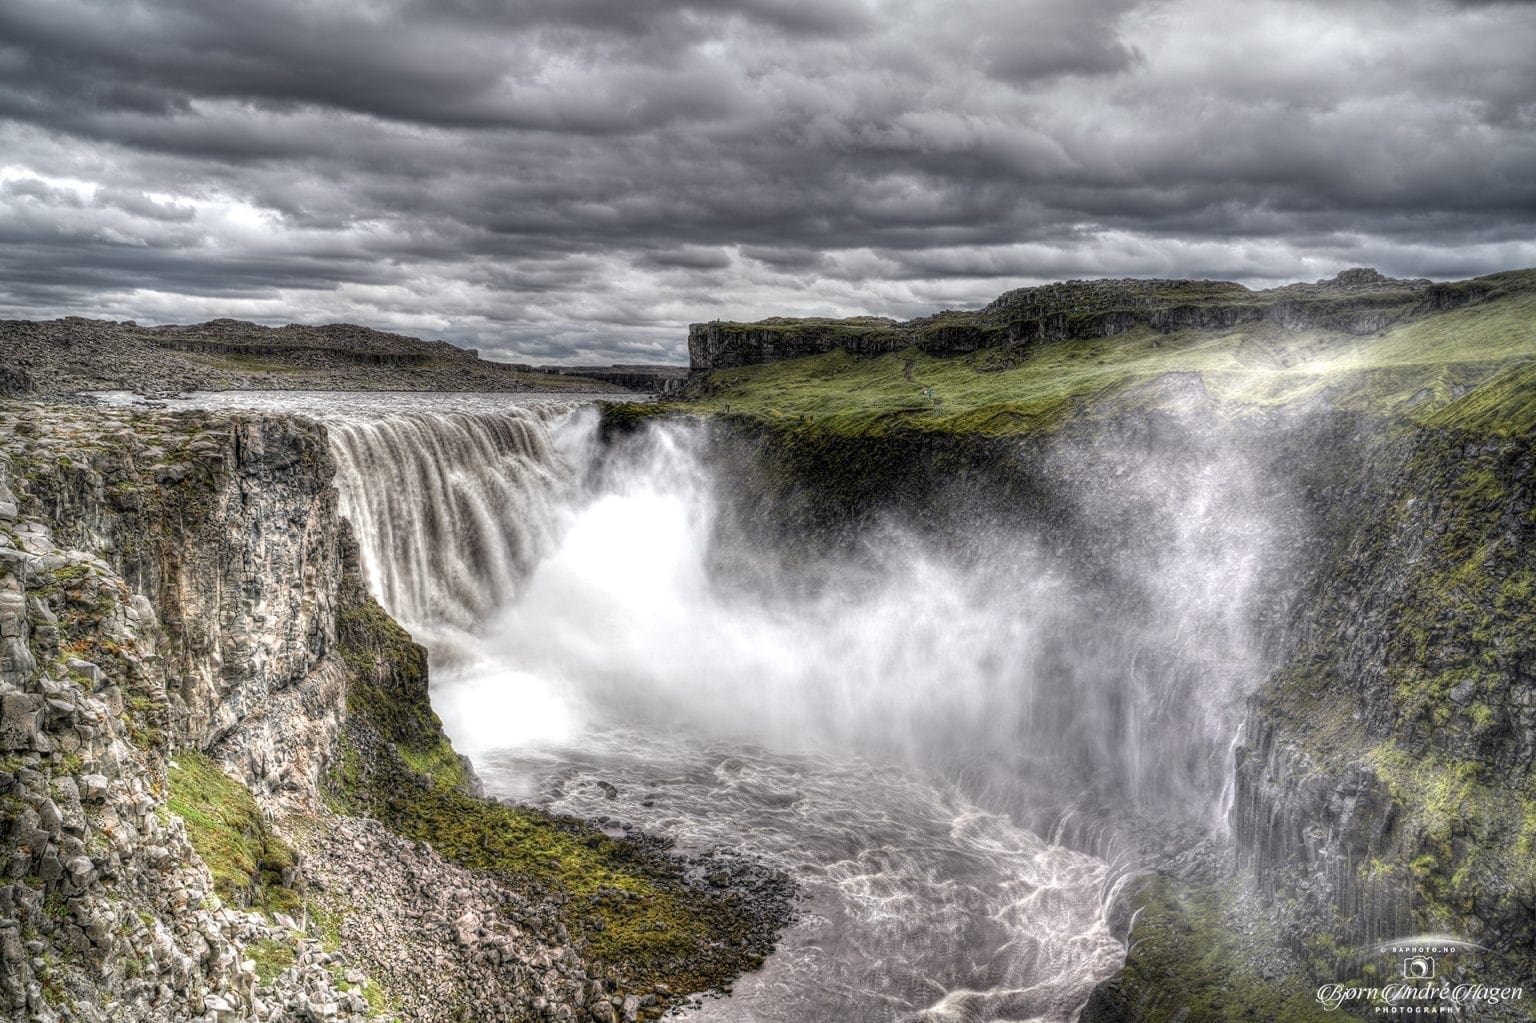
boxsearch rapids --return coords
[101,390,1301,1022]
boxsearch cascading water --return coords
[116,390,1300,1022]
[316,396,1302,1023]
[328,404,579,640]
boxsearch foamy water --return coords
[104,390,1303,1021]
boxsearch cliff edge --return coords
[686,267,1511,372]
[0,402,786,1022]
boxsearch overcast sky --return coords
[1,0,1533,364]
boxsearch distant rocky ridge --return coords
[687,267,1513,371]
[0,317,680,398]
[518,364,689,395]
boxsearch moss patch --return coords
[335,595,468,792]
[670,279,1536,440]
[596,400,674,441]
[328,579,787,994]
[246,937,296,985]
[1089,876,1363,1023]
[166,750,302,916]
[1365,744,1536,935]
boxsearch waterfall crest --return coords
[327,404,581,638]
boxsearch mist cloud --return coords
[0,0,1533,362]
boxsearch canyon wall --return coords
[1233,424,1536,957]
[686,269,1509,372]
[0,403,762,1023]
[629,400,1536,1019]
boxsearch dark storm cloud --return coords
[977,0,1144,83]
[0,0,1533,362]
[638,247,735,271]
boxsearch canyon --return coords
[2,265,1534,1021]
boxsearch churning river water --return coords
[99,390,1295,1022]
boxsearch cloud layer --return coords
[1,0,1533,362]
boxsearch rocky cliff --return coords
[520,366,689,395]
[1071,419,1536,1022]
[647,267,1536,1020]
[686,267,1509,372]
[0,402,784,1022]
[1232,415,1536,960]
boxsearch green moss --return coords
[246,938,296,985]
[1365,744,1536,928]
[50,562,92,585]
[359,979,388,1015]
[336,595,466,792]
[597,401,674,440]
[122,692,167,751]
[1420,360,1536,438]
[1380,439,1536,749]
[298,895,395,1015]
[42,888,70,923]
[165,750,303,917]
[328,580,783,994]
[1102,876,1362,1022]
[307,897,345,951]
[670,283,1536,441]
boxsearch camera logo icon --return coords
[1402,956,1436,980]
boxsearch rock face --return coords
[1079,421,1536,1020]
[520,365,689,394]
[0,407,371,1021]
[1233,427,1536,962]
[672,397,1536,1018]
[686,267,1488,372]
[0,403,774,1022]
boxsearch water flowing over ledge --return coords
[300,391,1311,1022]
[329,404,578,633]
[80,386,1321,1019]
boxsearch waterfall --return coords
[322,404,1298,836]
[326,404,581,642]
[86,388,1308,1023]
[315,397,1302,1023]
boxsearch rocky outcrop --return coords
[1232,425,1536,966]
[687,316,913,371]
[1070,417,1536,1019]
[521,366,689,395]
[0,366,32,398]
[0,402,785,1022]
[21,415,345,780]
[686,267,1491,372]
[0,406,373,1021]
